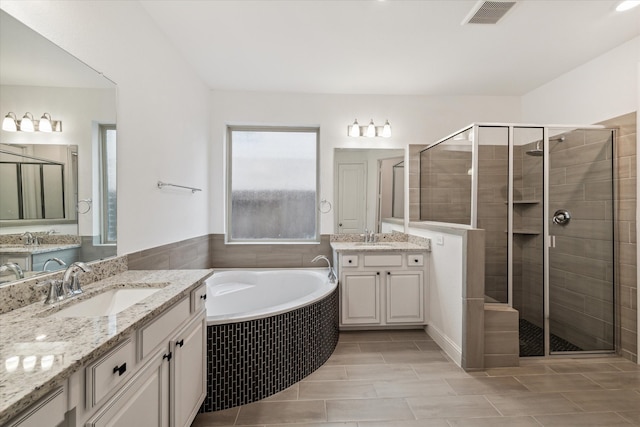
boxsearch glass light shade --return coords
[366,119,376,138]
[382,120,391,138]
[39,113,52,132]
[20,113,34,132]
[349,120,360,137]
[2,113,17,132]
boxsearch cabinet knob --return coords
[200,294,207,300]
[163,352,172,362]
[376,272,380,275]
[414,259,419,263]
[348,260,352,264]
[387,272,391,275]
[113,363,127,376]
[176,339,184,348]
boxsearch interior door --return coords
[337,162,366,234]
[547,128,615,353]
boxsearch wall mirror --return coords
[334,148,405,234]
[0,9,117,285]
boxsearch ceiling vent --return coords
[462,1,517,25]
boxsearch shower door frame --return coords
[470,123,616,357]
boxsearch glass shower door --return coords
[547,128,615,353]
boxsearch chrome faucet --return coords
[363,229,375,243]
[311,255,337,284]
[42,257,66,272]
[0,262,24,279]
[62,262,92,295]
[21,231,36,245]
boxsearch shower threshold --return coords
[519,319,583,357]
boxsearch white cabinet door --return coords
[6,387,65,427]
[87,349,169,427]
[170,314,206,427]
[386,271,424,324]
[341,272,380,325]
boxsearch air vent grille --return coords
[463,1,517,25]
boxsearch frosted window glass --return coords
[229,128,318,242]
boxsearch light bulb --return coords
[20,113,34,132]
[349,119,360,137]
[2,112,17,132]
[382,120,391,138]
[39,113,52,133]
[366,119,376,138]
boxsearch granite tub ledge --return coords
[0,268,213,425]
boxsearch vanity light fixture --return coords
[347,118,392,138]
[1,112,62,132]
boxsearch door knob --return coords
[553,209,571,225]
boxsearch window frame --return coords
[99,124,117,245]
[226,125,320,244]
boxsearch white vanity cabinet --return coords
[78,284,207,427]
[338,252,427,328]
[5,387,66,427]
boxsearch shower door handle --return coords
[553,210,571,225]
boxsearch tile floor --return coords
[192,330,640,427]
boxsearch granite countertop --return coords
[330,241,429,253]
[0,269,213,425]
[0,243,81,255]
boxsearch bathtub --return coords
[205,269,337,324]
[200,268,339,413]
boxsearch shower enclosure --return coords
[419,123,617,356]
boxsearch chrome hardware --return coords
[41,279,65,304]
[552,209,571,225]
[62,262,92,295]
[311,255,337,284]
[363,229,376,243]
[42,257,66,272]
[0,262,24,279]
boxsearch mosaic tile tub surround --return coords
[201,287,339,412]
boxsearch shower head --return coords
[525,140,543,156]
[524,136,566,156]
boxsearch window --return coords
[227,126,319,243]
[100,124,117,244]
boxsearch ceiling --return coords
[140,0,640,96]
[0,10,115,88]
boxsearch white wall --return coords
[522,36,639,124]
[210,90,522,235]
[0,0,211,255]
[408,225,466,365]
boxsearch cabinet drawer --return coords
[138,297,190,360]
[408,254,424,266]
[363,254,402,267]
[7,387,65,427]
[342,255,359,267]
[86,338,135,408]
[192,284,207,313]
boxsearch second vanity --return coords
[0,266,212,427]
[331,235,431,329]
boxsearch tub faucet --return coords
[311,255,337,284]
[42,257,66,272]
[62,262,92,295]
[0,262,24,279]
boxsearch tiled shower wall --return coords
[419,145,472,225]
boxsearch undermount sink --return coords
[49,288,162,318]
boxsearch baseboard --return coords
[425,324,462,367]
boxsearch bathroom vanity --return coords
[331,238,430,329]
[0,268,211,427]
